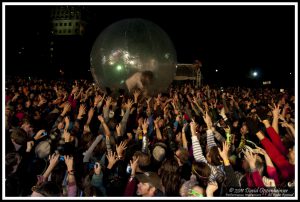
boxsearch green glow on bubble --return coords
[117,65,122,71]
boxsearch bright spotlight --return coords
[253,71,258,77]
[117,65,122,71]
[215,69,218,72]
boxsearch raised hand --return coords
[190,119,198,136]
[130,156,139,176]
[254,145,270,156]
[192,96,198,104]
[272,104,281,119]
[33,129,47,141]
[77,104,86,119]
[48,153,60,168]
[71,86,79,95]
[182,123,188,133]
[244,150,257,170]
[203,111,213,129]
[142,118,149,134]
[61,102,71,116]
[116,141,128,158]
[133,90,141,103]
[218,141,230,161]
[116,123,121,136]
[146,97,152,106]
[38,96,47,107]
[106,151,118,169]
[64,155,74,171]
[63,129,72,143]
[125,99,134,110]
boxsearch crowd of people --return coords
[5,76,295,197]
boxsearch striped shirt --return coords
[192,130,225,183]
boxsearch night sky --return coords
[5,4,296,87]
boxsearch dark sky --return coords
[5,4,296,86]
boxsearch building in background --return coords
[48,6,91,78]
[50,6,87,36]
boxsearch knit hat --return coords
[35,141,51,159]
[183,113,190,121]
[152,142,167,162]
[136,172,163,192]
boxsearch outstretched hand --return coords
[218,141,230,161]
[116,141,128,157]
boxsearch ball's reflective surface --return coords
[90,18,177,95]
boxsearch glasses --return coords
[188,189,204,197]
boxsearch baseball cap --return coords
[136,172,163,192]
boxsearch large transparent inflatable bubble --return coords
[90,18,177,95]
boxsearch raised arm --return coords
[218,141,240,188]
[42,153,60,181]
[190,120,207,163]
[154,117,163,141]
[98,115,111,137]
[119,99,133,136]
[271,104,280,134]
[83,135,103,163]
[64,155,77,196]
[203,111,217,149]
[244,150,264,188]
[181,123,188,150]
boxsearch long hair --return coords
[192,161,211,188]
[158,157,181,196]
[209,146,222,166]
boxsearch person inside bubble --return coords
[125,70,154,94]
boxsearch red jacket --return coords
[266,127,289,156]
[260,129,294,182]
